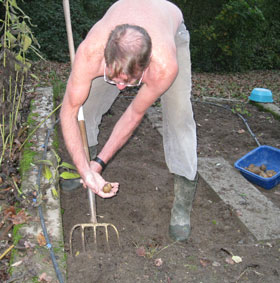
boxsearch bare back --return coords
[83,0,183,72]
[97,0,183,43]
[69,0,183,112]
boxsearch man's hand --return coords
[81,167,119,198]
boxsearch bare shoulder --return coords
[129,53,178,115]
[150,44,178,79]
[72,25,106,80]
[144,49,178,95]
[80,24,106,63]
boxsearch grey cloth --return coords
[161,23,197,180]
[83,22,197,180]
[83,77,119,148]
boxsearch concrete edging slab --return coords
[198,157,280,240]
[11,87,66,282]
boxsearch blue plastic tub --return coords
[249,88,273,103]
[234,145,280,190]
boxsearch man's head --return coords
[104,24,152,84]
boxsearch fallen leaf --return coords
[200,258,211,267]
[38,272,53,282]
[212,261,221,267]
[37,232,47,246]
[154,258,163,267]
[136,246,146,257]
[12,210,29,225]
[225,256,235,265]
[13,138,22,147]
[24,240,35,249]
[232,255,242,263]
[11,260,22,267]
[4,206,16,217]
[236,210,243,217]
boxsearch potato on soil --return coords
[103,183,112,193]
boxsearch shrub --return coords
[191,0,265,72]
[255,0,280,69]
[16,0,280,70]
[19,0,93,62]
[82,0,115,21]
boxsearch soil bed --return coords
[59,95,280,283]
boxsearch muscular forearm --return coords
[60,103,91,179]
[60,102,118,198]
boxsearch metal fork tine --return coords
[93,225,97,245]
[105,226,109,243]
[69,223,121,256]
[81,225,86,252]
[110,224,120,245]
[104,226,110,251]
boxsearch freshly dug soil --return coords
[59,95,280,283]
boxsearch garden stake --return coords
[63,0,120,256]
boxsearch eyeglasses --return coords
[104,63,144,87]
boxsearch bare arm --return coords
[94,61,179,166]
[60,42,118,198]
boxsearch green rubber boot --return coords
[169,174,198,241]
[60,146,97,192]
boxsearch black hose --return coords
[35,118,64,283]
[192,99,261,147]
[235,112,261,147]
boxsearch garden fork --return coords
[69,110,120,255]
[63,0,120,256]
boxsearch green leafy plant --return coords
[231,104,251,116]
[36,149,80,198]
[0,0,42,167]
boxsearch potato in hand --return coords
[103,183,112,193]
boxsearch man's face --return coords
[104,64,144,90]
